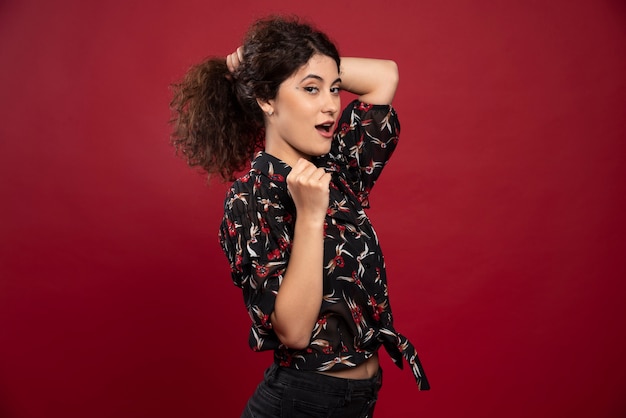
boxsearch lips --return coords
[315,121,335,137]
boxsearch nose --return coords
[322,91,340,115]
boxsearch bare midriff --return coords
[316,352,379,380]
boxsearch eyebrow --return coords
[300,74,342,84]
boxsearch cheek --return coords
[276,96,299,120]
[281,101,313,126]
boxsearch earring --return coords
[267,110,274,116]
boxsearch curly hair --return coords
[169,15,340,181]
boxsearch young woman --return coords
[171,16,429,417]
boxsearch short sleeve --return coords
[319,100,400,208]
[219,175,294,351]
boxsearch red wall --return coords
[1,0,625,416]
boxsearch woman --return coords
[171,16,429,417]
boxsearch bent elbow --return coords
[275,330,311,350]
[286,339,311,351]
[366,60,399,105]
[270,311,313,350]
[386,60,399,87]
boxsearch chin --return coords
[319,144,333,156]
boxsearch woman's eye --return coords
[330,86,341,94]
[303,86,319,94]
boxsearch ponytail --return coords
[170,16,341,181]
[169,58,262,181]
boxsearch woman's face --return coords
[261,54,341,166]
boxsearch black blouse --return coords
[219,100,429,390]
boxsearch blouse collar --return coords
[250,151,291,188]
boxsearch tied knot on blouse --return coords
[219,100,429,390]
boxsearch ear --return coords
[256,98,275,116]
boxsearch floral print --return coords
[219,100,429,390]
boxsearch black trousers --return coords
[241,363,383,418]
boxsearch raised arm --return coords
[226,49,399,105]
[339,57,399,105]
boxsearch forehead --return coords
[289,54,339,82]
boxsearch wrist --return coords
[294,214,326,233]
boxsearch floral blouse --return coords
[219,100,429,390]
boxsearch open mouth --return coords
[315,123,334,133]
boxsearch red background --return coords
[1,0,626,417]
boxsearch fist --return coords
[287,158,332,225]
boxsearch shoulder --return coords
[224,167,293,217]
[340,99,397,118]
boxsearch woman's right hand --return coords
[287,158,331,226]
[226,46,243,73]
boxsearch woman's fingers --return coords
[236,46,243,64]
[287,159,331,222]
[289,159,330,187]
[226,46,244,73]
[226,54,234,73]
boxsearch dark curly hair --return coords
[169,16,341,181]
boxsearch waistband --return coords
[266,363,383,397]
